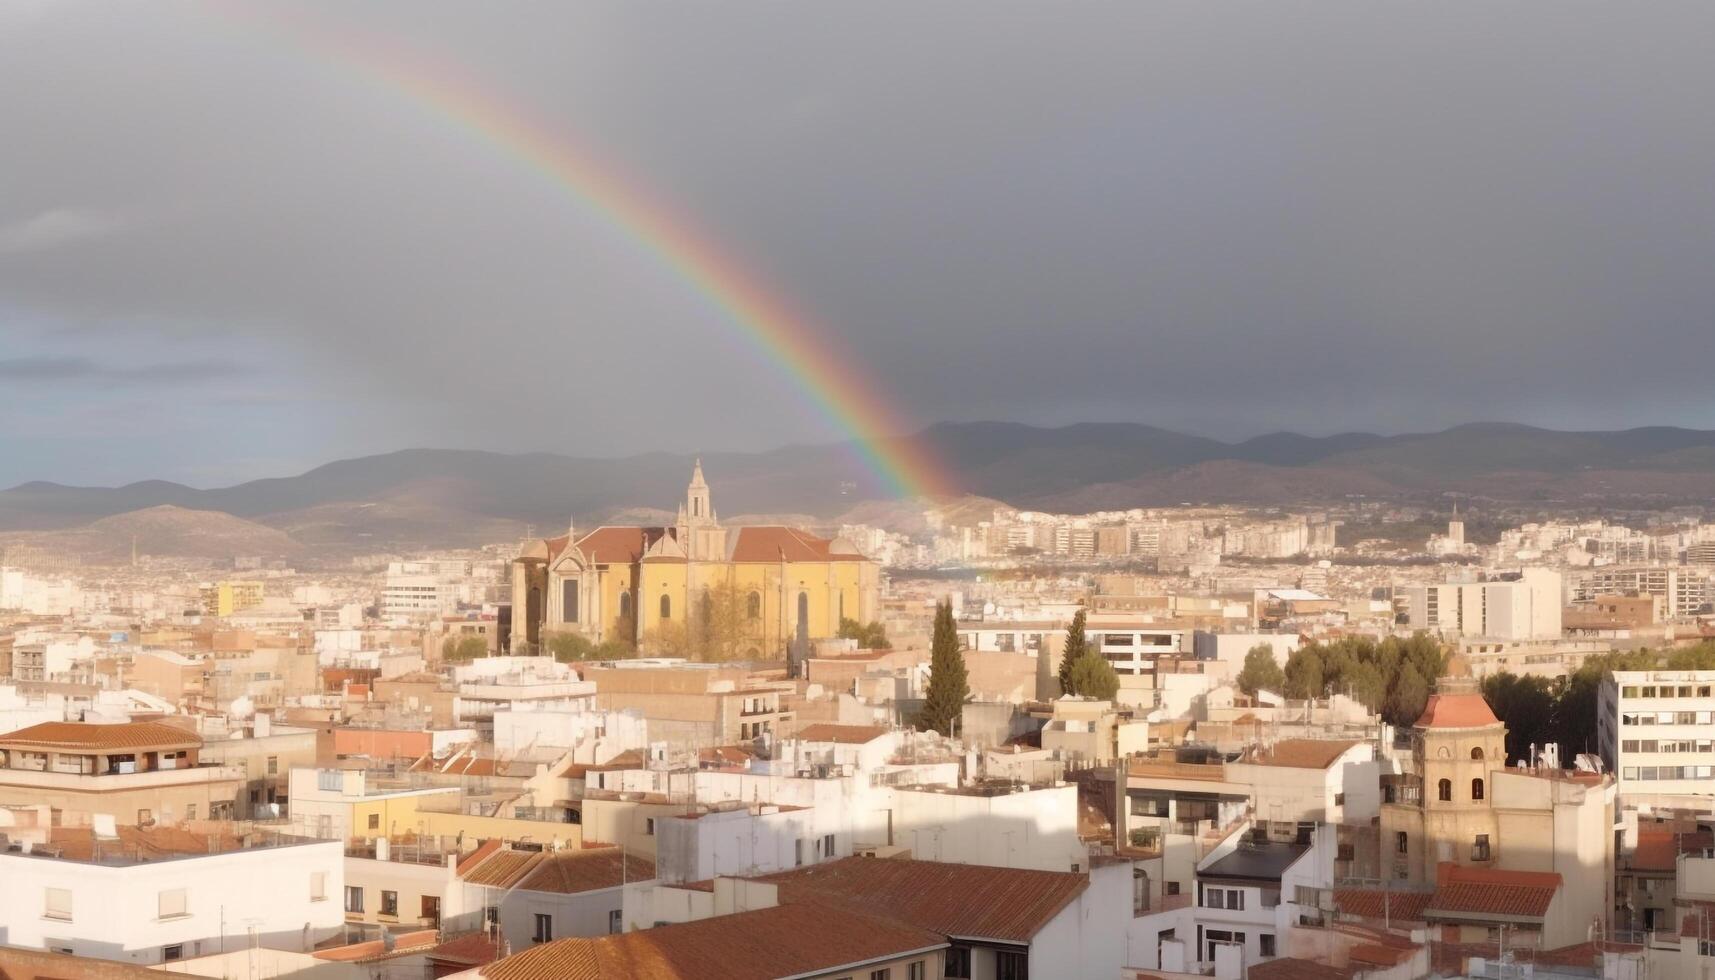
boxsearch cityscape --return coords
[5,3,1715,980]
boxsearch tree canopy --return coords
[1259,634,1447,727]
[440,634,487,663]
[837,618,892,650]
[1058,608,1088,697]
[1236,645,1285,696]
[917,599,968,736]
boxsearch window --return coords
[1165,881,1181,895]
[157,889,188,920]
[659,595,671,620]
[609,909,622,934]
[562,579,579,624]
[795,839,804,866]
[267,756,278,776]
[367,813,380,830]
[138,808,153,825]
[345,886,363,913]
[44,887,72,921]
[185,804,196,821]
[823,833,835,857]
[163,945,183,963]
[645,818,656,836]
[311,872,327,902]
[1471,778,1484,801]
[381,891,398,917]
[748,591,762,620]
[423,896,441,924]
[1396,831,1409,854]
[907,962,926,980]
[995,950,1029,980]
[1334,792,1345,805]
[1261,934,1276,957]
[533,913,553,944]
[1473,834,1491,861]
[1471,746,1484,760]
[869,970,891,980]
[1437,779,1452,802]
[318,770,342,792]
[944,945,973,979]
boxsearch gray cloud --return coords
[0,209,124,254]
[0,356,247,384]
[2,0,1714,486]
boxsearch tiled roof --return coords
[1334,888,1433,922]
[461,848,543,888]
[0,946,201,980]
[1632,827,1713,872]
[0,720,201,750]
[754,857,1087,943]
[1249,738,1362,770]
[793,723,890,745]
[516,846,654,894]
[483,901,943,980]
[1248,958,1352,980]
[729,526,864,563]
[313,929,439,963]
[456,838,503,875]
[1414,692,1500,729]
[427,932,505,968]
[1426,863,1560,919]
[41,826,246,862]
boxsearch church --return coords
[508,461,880,658]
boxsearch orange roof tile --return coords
[1414,692,1500,729]
[1632,828,1713,872]
[483,901,943,980]
[1249,739,1361,770]
[516,846,654,894]
[1426,864,1560,919]
[754,857,1087,943]
[1249,958,1353,980]
[1334,888,1434,922]
[461,848,544,888]
[0,720,201,751]
[793,723,890,745]
[729,526,863,563]
[456,839,503,876]
[427,932,505,968]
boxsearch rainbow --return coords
[211,4,950,500]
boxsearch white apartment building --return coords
[0,828,343,965]
[1403,568,1562,640]
[1599,669,1715,799]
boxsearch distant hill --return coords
[0,505,303,562]
[8,422,1715,559]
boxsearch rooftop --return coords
[1414,691,1500,730]
[0,720,201,751]
[1245,738,1362,770]
[3,826,319,865]
[1426,863,1560,920]
[1201,839,1310,882]
[753,856,1087,943]
[793,723,890,745]
[483,900,942,980]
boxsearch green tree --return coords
[837,618,892,650]
[1345,660,1387,711]
[1283,648,1325,699]
[546,630,629,663]
[917,599,968,736]
[1666,642,1715,670]
[1236,645,1286,697]
[689,580,764,662]
[1384,664,1431,728]
[440,634,487,662]
[1058,608,1088,696]
[1481,672,1556,763]
[1067,648,1120,702]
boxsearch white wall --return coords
[0,841,344,963]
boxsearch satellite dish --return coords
[93,814,119,840]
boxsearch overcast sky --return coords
[4,1,1715,487]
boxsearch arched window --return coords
[659,595,671,621]
[797,591,809,626]
[1437,778,1452,802]
[747,591,761,620]
[1395,831,1408,854]
[1471,746,1484,760]
[1471,778,1484,801]
[618,591,631,620]
[700,589,713,625]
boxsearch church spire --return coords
[686,458,713,524]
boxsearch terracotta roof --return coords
[754,857,1087,943]
[0,720,201,750]
[1426,863,1560,919]
[1334,888,1433,922]
[461,848,544,888]
[427,932,505,968]
[456,838,503,875]
[483,901,943,980]
[0,946,201,980]
[516,846,655,894]
[313,929,439,963]
[1248,958,1352,980]
[729,526,864,563]
[1632,828,1713,872]
[1249,738,1362,770]
[1349,942,1416,967]
[793,723,890,745]
[37,825,250,862]
[1414,692,1500,729]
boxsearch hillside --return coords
[0,505,303,562]
[8,422,1715,558]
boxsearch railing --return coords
[0,765,246,791]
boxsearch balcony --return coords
[0,764,245,792]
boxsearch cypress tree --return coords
[917,599,968,736]
[1068,647,1120,702]
[1058,607,1088,696]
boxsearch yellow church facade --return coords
[509,461,879,658]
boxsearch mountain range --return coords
[7,421,1715,559]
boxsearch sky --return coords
[3,1,1715,488]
